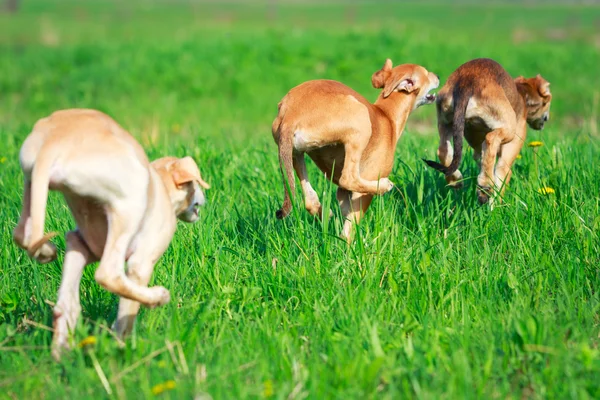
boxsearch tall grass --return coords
[0,1,599,398]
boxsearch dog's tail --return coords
[275,125,295,219]
[423,88,470,175]
[26,149,59,263]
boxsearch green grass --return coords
[1,1,599,398]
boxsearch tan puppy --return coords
[12,109,210,360]
[424,58,552,204]
[273,59,439,240]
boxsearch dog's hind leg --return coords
[112,254,157,338]
[13,176,57,262]
[52,230,96,361]
[276,127,297,219]
[437,122,463,188]
[13,178,32,249]
[338,129,393,195]
[94,196,170,308]
[292,152,322,217]
[478,127,512,204]
[337,187,374,242]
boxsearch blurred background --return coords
[0,0,598,150]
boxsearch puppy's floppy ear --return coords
[172,167,197,188]
[197,174,211,190]
[381,73,417,98]
[172,156,211,189]
[172,156,197,187]
[535,74,551,97]
[374,60,419,98]
[515,76,536,105]
[371,58,393,89]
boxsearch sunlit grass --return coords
[0,1,599,399]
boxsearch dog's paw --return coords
[51,322,71,362]
[147,286,170,308]
[477,186,492,205]
[446,176,464,189]
[447,180,464,189]
[34,242,58,264]
[446,170,464,189]
[306,202,322,217]
[378,178,394,194]
[51,340,67,362]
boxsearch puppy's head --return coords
[515,74,552,130]
[151,156,210,223]
[371,59,440,109]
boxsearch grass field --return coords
[1,1,599,398]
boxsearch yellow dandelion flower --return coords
[0,157,6,164]
[528,141,543,148]
[516,154,522,159]
[151,380,176,395]
[77,336,97,348]
[538,187,555,195]
[263,379,274,398]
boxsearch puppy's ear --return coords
[178,156,198,171]
[382,75,417,98]
[371,58,393,89]
[197,174,211,190]
[172,156,211,189]
[515,76,536,105]
[172,168,197,188]
[535,75,551,97]
[171,157,197,187]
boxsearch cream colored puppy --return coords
[12,109,210,360]
[273,59,439,240]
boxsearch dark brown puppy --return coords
[424,58,552,204]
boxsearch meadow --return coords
[0,1,599,398]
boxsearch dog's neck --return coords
[151,167,186,216]
[515,82,529,101]
[374,93,415,142]
[514,82,532,118]
[169,193,187,216]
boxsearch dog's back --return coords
[20,109,148,177]
[426,58,525,176]
[271,80,375,218]
[15,109,151,263]
[439,58,523,116]
[272,80,373,140]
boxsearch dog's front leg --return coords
[477,128,509,204]
[337,188,374,242]
[112,257,158,338]
[339,134,393,195]
[493,122,526,200]
[52,230,95,361]
[94,203,170,308]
